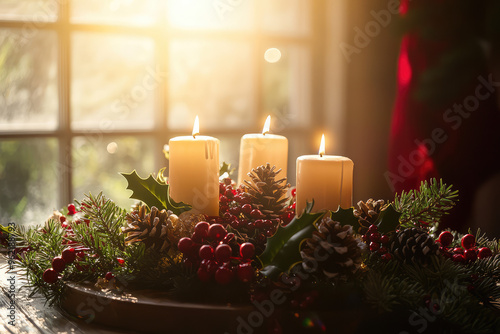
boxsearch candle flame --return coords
[319,134,325,157]
[192,115,200,138]
[262,115,271,135]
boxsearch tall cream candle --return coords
[295,134,353,216]
[169,116,220,216]
[237,116,288,186]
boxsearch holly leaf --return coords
[219,162,233,177]
[375,204,401,234]
[121,170,191,215]
[259,201,325,279]
[331,206,360,231]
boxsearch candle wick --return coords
[320,153,323,158]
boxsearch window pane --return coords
[0,0,58,22]
[219,134,240,175]
[71,0,158,26]
[72,136,155,209]
[0,138,59,226]
[261,0,310,36]
[0,29,58,131]
[262,45,311,130]
[168,39,254,131]
[167,0,254,31]
[71,33,156,130]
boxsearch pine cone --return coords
[389,228,440,264]
[123,205,175,252]
[353,199,386,234]
[242,163,290,219]
[301,216,364,281]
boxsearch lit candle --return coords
[169,116,220,216]
[237,116,288,186]
[295,134,353,216]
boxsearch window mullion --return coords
[57,1,72,207]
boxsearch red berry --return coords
[229,206,241,216]
[219,183,226,194]
[453,254,466,263]
[208,224,227,241]
[59,216,66,223]
[265,228,275,237]
[438,231,454,247]
[191,231,203,243]
[215,266,234,285]
[291,188,297,197]
[380,235,390,244]
[461,234,476,250]
[105,272,114,280]
[197,267,211,282]
[368,224,378,233]
[215,244,232,263]
[117,258,125,266]
[478,247,493,259]
[62,247,76,264]
[241,204,252,215]
[51,256,66,273]
[370,232,381,243]
[240,242,255,259]
[362,234,369,242]
[199,245,214,260]
[381,253,392,261]
[237,263,254,282]
[464,249,477,262]
[453,247,464,254]
[250,209,263,219]
[225,189,234,199]
[68,204,76,215]
[220,204,229,213]
[255,219,264,229]
[194,221,210,238]
[222,232,235,244]
[178,237,193,254]
[369,242,380,252]
[43,268,58,284]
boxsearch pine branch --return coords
[393,178,458,229]
[76,192,127,251]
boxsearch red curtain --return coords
[388,0,500,231]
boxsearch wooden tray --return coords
[61,282,257,333]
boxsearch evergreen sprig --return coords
[394,178,458,229]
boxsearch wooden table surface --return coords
[0,255,135,334]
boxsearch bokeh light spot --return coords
[264,48,281,63]
[107,141,118,154]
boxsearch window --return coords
[0,0,337,226]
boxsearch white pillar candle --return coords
[169,116,220,216]
[296,134,353,216]
[237,116,288,186]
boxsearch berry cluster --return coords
[438,231,493,263]
[178,221,256,285]
[217,179,279,238]
[362,224,392,261]
[43,246,77,284]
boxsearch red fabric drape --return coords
[388,0,500,231]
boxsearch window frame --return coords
[0,0,331,210]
